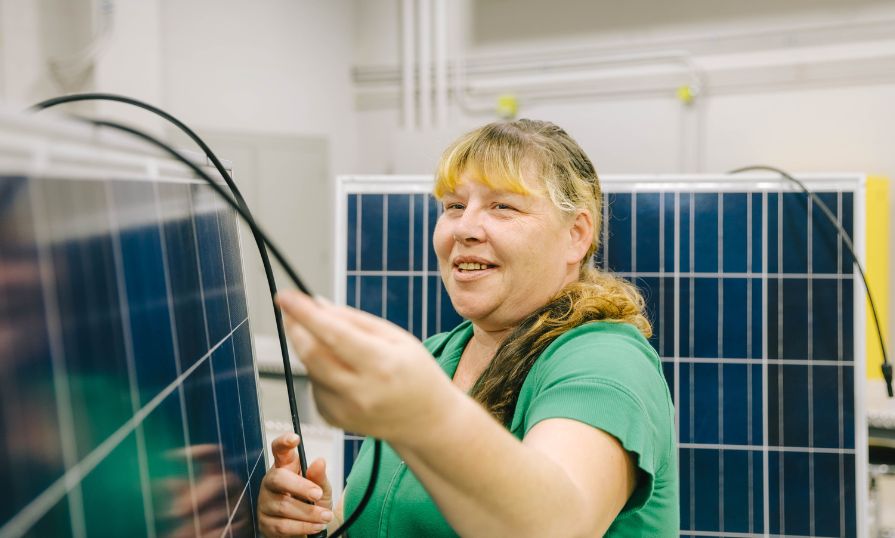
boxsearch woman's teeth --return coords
[458,262,489,271]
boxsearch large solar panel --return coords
[335,174,868,538]
[0,112,266,537]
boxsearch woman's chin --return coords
[451,303,495,324]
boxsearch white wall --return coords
[351,0,895,361]
[159,0,356,175]
[0,0,99,109]
[352,0,895,177]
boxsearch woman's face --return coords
[433,170,592,332]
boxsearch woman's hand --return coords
[257,434,334,537]
[276,291,456,444]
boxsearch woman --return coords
[257,119,678,537]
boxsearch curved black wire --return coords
[730,165,893,398]
[29,93,314,482]
[77,116,381,537]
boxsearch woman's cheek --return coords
[432,220,453,260]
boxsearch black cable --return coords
[28,94,314,483]
[730,165,893,398]
[57,114,382,537]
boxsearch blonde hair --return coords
[435,119,652,424]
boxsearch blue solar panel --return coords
[337,175,866,538]
[0,140,266,537]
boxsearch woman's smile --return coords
[452,255,499,281]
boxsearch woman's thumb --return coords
[306,458,331,497]
[270,433,301,470]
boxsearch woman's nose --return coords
[453,208,486,243]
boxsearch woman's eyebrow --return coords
[491,188,528,198]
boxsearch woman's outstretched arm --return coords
[277,291,636,538]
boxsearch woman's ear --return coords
[566,210,594,265]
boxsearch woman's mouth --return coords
[456,262,495,272]
[452,261,498,281]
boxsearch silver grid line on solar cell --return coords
[215,201,260,533]
[104,179,157,538]
[25,162,86,538]
[854,176,869,538]
[762,189,772,537]
[189,186,233,522]
[220,452,265,538]
[154,179,202,538]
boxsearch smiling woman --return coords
[257,119,679,538]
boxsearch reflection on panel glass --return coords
[343,186,860,538]
[0,175,264,537]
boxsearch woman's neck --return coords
[452,323,513,391]
[467,323,513,359]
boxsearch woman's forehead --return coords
[453,166,544,196]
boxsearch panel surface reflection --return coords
[0,176,263,537]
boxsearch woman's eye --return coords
[494,203,515,210]
[444,202,464,211]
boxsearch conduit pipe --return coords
[401,0,416,129]
[402,0,448,130]
[456,49,705,113]
[433,0,448,127]
[417,0,431,129]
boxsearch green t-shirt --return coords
[343,320,679,537]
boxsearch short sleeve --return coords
[517,323,673,514]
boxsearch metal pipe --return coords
[401,0,416,129]
[433,0,448,127]
[418,0,432,129]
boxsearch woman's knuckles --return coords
[270,520,298,537]
[269,469,308,497]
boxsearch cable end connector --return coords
[883,362,893,398]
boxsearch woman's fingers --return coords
[313,294,408,340]
[277,291,383,368]
[258,476,334,537]
[259,516,329,538]
[305,457,332,504]
[285,321,358,392]
[258,468,334,537]
[286,321,353,372]
[270,433,301,472]
[263,467,324,502]
[260,435,337,537]
[258,491,333,523]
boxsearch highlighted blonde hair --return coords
[435,119,652,424]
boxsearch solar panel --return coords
[0,112,266,538]
[336,174,868,538]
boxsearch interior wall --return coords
[351,0,895,366]
[158,0,356,174]
[0,0,99,109]
[352,0,895,177]
[93,0,163,131]
[468,0,895,51]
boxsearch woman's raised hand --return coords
[257,434,334,537]
[276,291,455,445]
